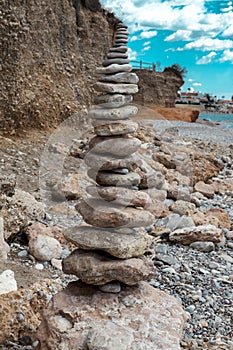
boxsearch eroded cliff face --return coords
[133,70,184,108]
[0,0,117,130]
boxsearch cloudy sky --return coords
[100,0,233,99]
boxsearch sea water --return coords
[199,113,233,128]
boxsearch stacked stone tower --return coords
[62,22,155,287]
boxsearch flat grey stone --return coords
[103,58,130,67]
[94,94,132,108]
[114,39,128,44]
[99,282,121,293]
[84,152,137,171]
[113,43,128,48]
[96,64,132,74]
[111,168,129,174]
[93,119,138,136]
[189,241,215,252]
[99,72,139,84]
[88,170,141,187]
[109,46,128,53]
[87,185,151,207]
[95,82,138,94]
[63,225,153,259]
[115,35,129,40]
[88,105,138,120]
[76,198,155,228]
[107,52,128,59]
[89,135,141,156]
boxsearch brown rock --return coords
[0,279,61,344]
[165,170,191,187]
[170,200,196,216]
[62,250,154,285]
[192,211,219,228]
[76,198,155,228]
[63,226,153,259]
[152,152,176,169]
[89,135,141,156]
[51,173,84,200]
[206,208,231,230]
[194,181,215,199]
[0,217,10,260]
[37,281,187,350]
[87,185,151,207]
[93,119,138,136]
[1,189,45,240]
[178,156,220,185]
[169,224,223,245]
[145,199,170,218]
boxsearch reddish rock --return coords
[62,250,154,285]
[194,181,215,199]
[206,208,231,230]
[169,224,224,245]
[37,281,187,350]
[76,198,155,228]
[0,279,61,344]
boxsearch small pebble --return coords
[35,263,44,270]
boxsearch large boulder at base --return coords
[37,281,187,350]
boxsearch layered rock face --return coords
[0,0,117,129]
[133,69,184,107]
[62,22,155,286]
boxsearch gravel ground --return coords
[0,121,232,350]
[147,119,233,145]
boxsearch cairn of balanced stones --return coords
[62,22,155,288]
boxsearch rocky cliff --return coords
[133,69,184,107]
[0,0,118,130]
[0,0,185,131]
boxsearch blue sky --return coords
[100,0,233,99]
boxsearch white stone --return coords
[0,270,17,295]
[94,94,132,108]
[95,82,138,94]
[29,234,62,262]
[88,105,138,120]
[103,58,130,67]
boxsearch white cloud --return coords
[188,78,194,82]
[128,47,137,61]
[100,0,233,52]
[222,24,233,37]
[142,45,151,52]
[143,41,151,46]
[196,51,217,64]
[179,38,233,51]
[140,30,158,39]
[193,82,202,86]
[219,49,233,62]
[130,30,157,42]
